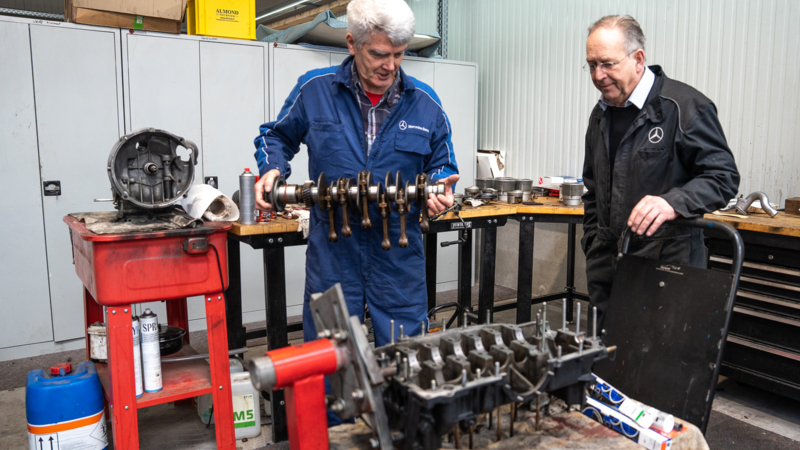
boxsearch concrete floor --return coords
[3,287,799,449]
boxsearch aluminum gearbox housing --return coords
[107,128,198,212]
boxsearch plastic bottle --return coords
[26,362,108,450]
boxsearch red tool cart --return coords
[65,216,235,450]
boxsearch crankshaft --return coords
[265,170,446,249]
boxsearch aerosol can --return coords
[140,309,162,393]
[239,168,257,225]
[132,315,144,398]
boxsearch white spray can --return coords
[140,308,162,393]
[132,315,144,398]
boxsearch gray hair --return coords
[347,0,416,48]
[588,15,646,54]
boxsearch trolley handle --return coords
[620,217,744,278]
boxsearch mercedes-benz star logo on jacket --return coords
[399,120,408,130]
[648,127,664,144]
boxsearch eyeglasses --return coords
[583,50,636,73]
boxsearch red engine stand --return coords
[253,339,346,450]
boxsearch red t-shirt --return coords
[364,90,383,106]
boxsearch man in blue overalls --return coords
[253,0,459,350]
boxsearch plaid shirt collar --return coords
[349,61,403,155]
[350,62,402,108]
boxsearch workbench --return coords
[503,197,588,324]
[328,405,707,449]
[703,211,800,401]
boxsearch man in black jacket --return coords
[581,15,740,331]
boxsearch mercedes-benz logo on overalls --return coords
[399,120,408,130]
[649,127,664,143]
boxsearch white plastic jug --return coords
[196,359,243,426]
[196,358,261,439]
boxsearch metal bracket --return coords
[205,176,218,189]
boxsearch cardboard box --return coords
[786,197,800,216]
[477,150,505,178]
[64,0,186,33]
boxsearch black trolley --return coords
[594,218,744,433]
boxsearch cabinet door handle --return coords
[43,180,61,196]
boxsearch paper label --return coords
[28,412,108,450]
[134,16,144,30]
[232,393,256,429]
[619,398,656,429]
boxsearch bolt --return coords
[220,386,223,390]
[351,389,364,401]
[278,237,283,243]
[208,298,211,302]
[495,362,500,377]
[403,357,409,379]
[369,438,380,448]
[317,330,332,339]
[476,368,482,379]
[576,302,581,334]
[399,324,404,339]
[431,379,437,390]
[333,331,348,341]
[769,255,774,260]
[592,307,597,341]
[280,400,285,406]
[462,369,468,387]
[124,309,128,313]
[218,296,221,300]
[659,281,665,287]
[542,301,547,328]
[125,406,129,410]
[330,399,345,412]
[522,216,526,220]
[112,310,116,315]
[390,320,395,344]
[269,238,274,243]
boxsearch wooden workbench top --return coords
[703,211,800,238]
[230,217,301,236]
[515,196,585,215]
[229,199,584,236]
[438,202,518,221]
[328,407,706,449]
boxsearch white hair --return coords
[346,0,416,48]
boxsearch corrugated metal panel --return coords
[447,0,800,207]
[406,0,438,37]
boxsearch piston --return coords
[560,183,584,206]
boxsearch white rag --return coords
[180,184,240,222]
[295,209,311,238]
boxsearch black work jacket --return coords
[581,66,740,258]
